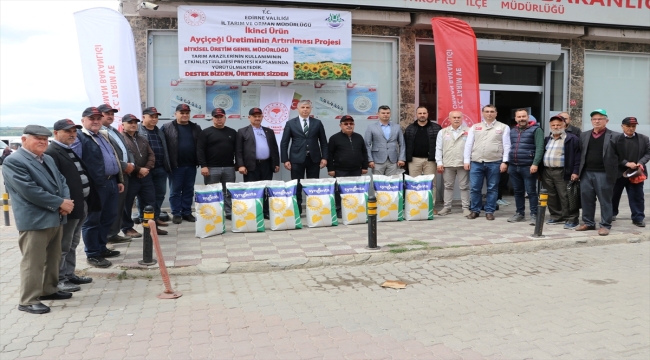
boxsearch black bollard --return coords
[532,189,549,238]
[138,205,157,266]
[3,193,9,226]
[366,176,380,250]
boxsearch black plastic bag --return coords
[567,181,581,212]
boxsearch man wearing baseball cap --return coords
[98,104,136,243]
[71,107,125,268]
[139,107,171,227]
[612,117,649,227]
[575,109,622,235]
[197,108,237,219]
[3,125,75,313]
[235,107,280,219]
[162,103,201,224]
[45,120,100,292]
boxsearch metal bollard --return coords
[532,189,549,238]
[366,175,380,250]
[138,205,157,266]
[3,193,9,226]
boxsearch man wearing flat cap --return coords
[139,107,171,227]
[3,125,75,314]
[98,103,136,243]
[612,117,649,227]
[162,103,202,224]
[120,114,161,237]
[45,120,100,292]
[197,108,237,219]
[71,107,124,268]
[575,109,621,236]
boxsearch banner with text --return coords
[259,86,295,145]
[432,18,481,128]
[74,8,141,128]
[178,5,352,80]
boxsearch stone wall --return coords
[128,17,650,130]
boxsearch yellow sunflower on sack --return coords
[407,192,423,205]
[307,196,323,211]
[270,198,287,212]
[376,192,392,206]
[342,195,358,209]
[232,200,248,215]
[199,204,217,220]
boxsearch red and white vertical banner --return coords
[431,18,480,128]
[74,8,141,129]
[259,86,295,145]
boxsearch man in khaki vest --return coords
[435,111,470,216]
[463,105,511,220]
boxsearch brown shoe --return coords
[466,212,479,219]
[575,224,596,231]
[598,227,610,236]
[123,228,142,238]
[156,228,168,235]
[434,209,439,215]
[155,219,168,227]
[486,213,495,221]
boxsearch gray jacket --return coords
[2,148,70,231]
[364,121,406,164]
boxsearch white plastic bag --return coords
[372,174,404,222]
[404,174,435,221]
[267,180,303,231]
[301,178,338,228]
[226,181,266,233]
[194,184,225,238]
[337,176,370,225]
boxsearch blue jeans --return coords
[469,161,501,214]
[508,165,538,217]
[612,176,645,223]
[82,177,118,258]
[170,166,197,216]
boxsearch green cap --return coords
[590,109,608,117]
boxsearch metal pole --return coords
[3,193,9,226]
[532,189,548,238]
[148,220,182,299]
[139,205,157,266]
[366,174,380,250]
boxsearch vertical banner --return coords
[259,86,295,145]
[74,8,141,128]
[431,18,480,128]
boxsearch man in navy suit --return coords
[280,100,328,214]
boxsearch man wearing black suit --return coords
[575,109,621,236]
[235,107,280,218]
[280,100,328,214]
[45,119,99,292]
[613,116,649,227]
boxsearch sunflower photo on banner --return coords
[337,176,370,225]
[301,178,338,228]
[194,184,225,238]
[267,180,303,231]
[404,175,435,221]
[373,175,404,222]
[226,181,266,233]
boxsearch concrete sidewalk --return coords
[1,195,648,276]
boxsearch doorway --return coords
[488,90,544,128]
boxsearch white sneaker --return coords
[496,199,510,206]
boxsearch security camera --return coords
[138,2,159,10]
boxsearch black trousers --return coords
[244,160,274,216]
[333,169,362,214]
[291,157,321,214]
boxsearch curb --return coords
[81,232,649,279]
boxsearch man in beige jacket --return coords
[435,111,470,216]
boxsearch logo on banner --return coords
[325,13,345,29]
[184,9,206,26]
[263,102,289,125]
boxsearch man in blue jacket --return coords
[3,125,75,314]
[540,115,581,229]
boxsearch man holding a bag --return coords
[540,116,581,229]
[612,117,649,227]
